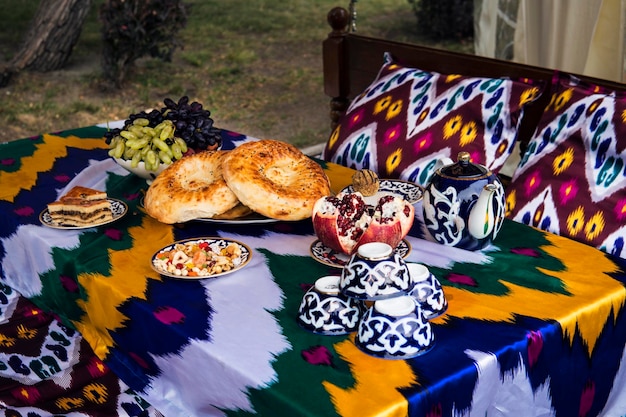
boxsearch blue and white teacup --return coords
[407,263,448,320]
[297,275,363,335]
[340,242,413,300]
[356,295,434,359]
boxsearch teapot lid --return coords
[439,152,489,179]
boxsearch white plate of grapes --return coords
[113,157,169,182]
[105,96,222,182]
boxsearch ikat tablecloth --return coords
[1,126,626,416]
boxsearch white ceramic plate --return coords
[194,213,279,225]
[137,197,279,224]
[151,237,252,279]
[113,157,169,182]
[40,198,128,230]
[341,179,424,206]
[310,239,411,268]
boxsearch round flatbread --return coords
[222,140,331,221]
[144,150,239,223]
[212,203,253,220]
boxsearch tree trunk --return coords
[1,0,92,86]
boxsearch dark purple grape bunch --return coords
[161,96,222,151]
[103,128,121,145]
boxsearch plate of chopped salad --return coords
[151,237,252,279]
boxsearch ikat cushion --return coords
[506,73,626,258]
[321,53,542,186]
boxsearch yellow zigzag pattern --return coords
[325,233,624,415]
[324,335,417,417]
[0,134,108,203]
[441,233,624,355]
[74,215,174,359]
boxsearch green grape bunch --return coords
[107,118,188,172]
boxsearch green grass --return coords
[0,0,472,145]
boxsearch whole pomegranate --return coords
[312,192,414,255]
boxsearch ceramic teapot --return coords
[422,152,505,250]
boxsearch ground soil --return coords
[0,8,471,147]
[0,39,332,147]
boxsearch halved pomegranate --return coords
[312,192,371,255]
[357,195,415,248]
[312,192,415,255]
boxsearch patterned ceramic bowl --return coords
[407,263,448,320]
[356,295,434,359]
[297,275,363,335]
[340,242,413,300]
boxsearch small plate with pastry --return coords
[341,170,423,206]
[40,186,127,229]
[151,237,252,279]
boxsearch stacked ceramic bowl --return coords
[298,241,447,359]
[296,275,363,335]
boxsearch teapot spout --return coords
[468,184,497,240]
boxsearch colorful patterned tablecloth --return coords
[1,126,626,416]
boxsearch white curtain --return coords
[474,0,626,83]
[474,0,519,60]
[514,0,625,82]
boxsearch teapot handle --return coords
[433,157,454,173]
